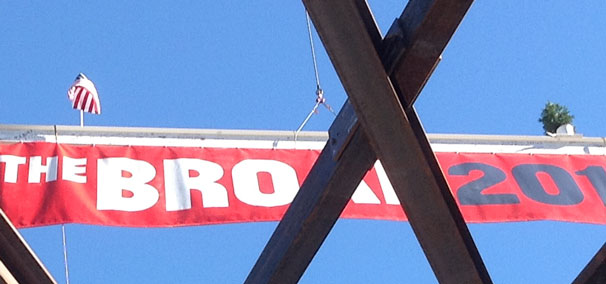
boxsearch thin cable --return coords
[62,225,70,284]
[306,11,336,116]
[296,11,337,141]
[296,102,320,137]
[305,11,321,90]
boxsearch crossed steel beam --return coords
[246,0,488,283]
[242,0,606,283]
[197,0,605,282]
[0,1,602,282]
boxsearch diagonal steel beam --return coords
[573,243,606,284]
[0,209,56,283]
[246,0,489,283]
[304,1,489,282]
[382,0,475,106]
[245,101,376,284]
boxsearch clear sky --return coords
[2,1,606,283]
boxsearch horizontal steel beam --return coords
[0,123,600,146]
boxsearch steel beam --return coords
[573,243,606,284]
[383,0,474,106]
[245,101,376,284]
[0,209,56,283]
[303,1,488,282]
[246,0,489,283]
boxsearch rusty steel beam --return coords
[382,0,474,106]
[303,0,490,283]
[0,209,56,284]
[573,243,606,284]
[246,0,488,283]
[245,101,376,284]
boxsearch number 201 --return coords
[448,163,606,206]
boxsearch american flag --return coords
[67,73,101,114]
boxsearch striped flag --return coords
[67,73,101,114]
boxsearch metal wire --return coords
[62,225,70,284]
[295,10,336,141]
[296,101,321,135]
[306,11,321,91]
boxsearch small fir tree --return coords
[538,101,574,134]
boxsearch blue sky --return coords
[2,1,606,283]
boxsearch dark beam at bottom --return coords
[573,243,606,284]
[245,102,375,284]
[0,209,56,283]
[302,0,490,282]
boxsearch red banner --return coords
[1,142,606,228]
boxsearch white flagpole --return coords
[62,225,70,284]
[63,108,81,284]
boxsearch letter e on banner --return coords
[63,157,87,183]
[232,159,299,207]
[97,158,159,212]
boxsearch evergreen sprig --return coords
[538,102,574,134]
